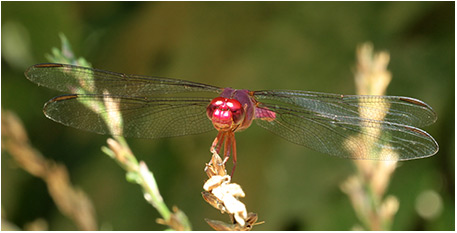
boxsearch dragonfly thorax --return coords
[207,97,245,132]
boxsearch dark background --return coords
[2,2,454,230]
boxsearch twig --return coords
[2,110,97,231]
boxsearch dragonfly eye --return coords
[207,97,225,119]
[207,97,245,131]
[226,99,245,125]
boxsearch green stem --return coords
[45,34,189,230]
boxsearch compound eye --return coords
[206,97,226,120]
[227,99,245,124]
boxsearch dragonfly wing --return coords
[253,90,437,128]
[44,94,215,138]
[253,90,438,160]
[25,63,223,97]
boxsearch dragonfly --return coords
[25,63,439,175]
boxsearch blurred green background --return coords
[2,2,454,230]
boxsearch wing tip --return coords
[399,96,438,124]
[25,63,64,81]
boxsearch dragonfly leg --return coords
[230,132,237,177]
[222,132,230,165]
[210,131,226,154]
[217,132,227,154]
[210,131,238,177]
[211,131,230,166]
[210,134,219,153]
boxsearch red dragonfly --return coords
[25,63,439,174]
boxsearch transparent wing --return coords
[44,94,216,138]
[25,63,222,138]
[253,90,438,160]
[25,63,223,97]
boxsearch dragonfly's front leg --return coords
[210,131,237,177]
[210,131,226,154]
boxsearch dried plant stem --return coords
[341,42,399,230]
[2,110,97,230]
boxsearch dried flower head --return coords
[202,151,263,230]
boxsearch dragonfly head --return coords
[207,97,245,131]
